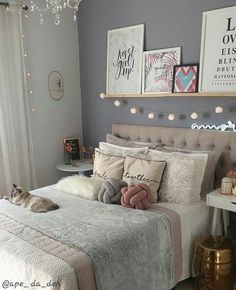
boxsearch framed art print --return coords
[172,64,199,93]
[106,24,144,93]
[63,137,80,160]
[142,47,181,93]
[199,6,236,92]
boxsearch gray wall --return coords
[22,2,83,187]
[78,0,236,147]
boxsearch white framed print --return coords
[106,24,144,93]
[142,47,181,93]
[199,6,236,92]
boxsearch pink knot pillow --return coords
[121,184,151,210]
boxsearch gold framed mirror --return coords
[48,71,64,100]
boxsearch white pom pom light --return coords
[148,112,155,119]
[191,112,198,120]
[114,100,121,107]
[168,114,175,121]
[215,106,224,113]
[130,107,138,114]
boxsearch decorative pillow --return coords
[106,134,159,149]
[93,149,124,180]
[160,146,221,195]
[99,142,149,157]
[147,150,208,204]
[122,155,166,203]
[55,175,103,200]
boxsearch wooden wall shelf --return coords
[100,92,236,98]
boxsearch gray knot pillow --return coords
[98,178,128,204]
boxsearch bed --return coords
[0,123,236,290]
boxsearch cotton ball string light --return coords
[148,112,155,119]
[191,112,198,120]
[26,72,31,77]
[100,93,105,99]
[114,100,121,107]
[168,114,175,121]
[215,106,224,113]
[130,107,138,114]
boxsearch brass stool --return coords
[192,235,235,290]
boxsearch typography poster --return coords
[106,24,144,93]
[199,6,236,92]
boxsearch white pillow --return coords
[55,175,103,200]
[99,142,149,157]
[122,155,166,203]
[147,150,208,204]
[93,149,124,180]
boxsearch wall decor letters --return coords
[191,120,236,132]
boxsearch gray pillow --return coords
[159,146,222,195]
[106,134,159,149]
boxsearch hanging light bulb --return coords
[215,106,224,113]
[26,72,31,77]
[191,112,198,119]
[148,112,155,119]
[168,114,175,121]
[114,100,121,107]
[100,93,105,99]
[29,90,33,94]
[130,107,138,114]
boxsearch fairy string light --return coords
[22,8,35,113]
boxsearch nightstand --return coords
[57,160,93,176]
[206,189,236,236]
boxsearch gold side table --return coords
[193,235,235,290]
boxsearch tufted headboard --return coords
[112,123,236,187]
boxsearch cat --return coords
[4,184,59,213]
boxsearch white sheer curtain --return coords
[0,4,37,193]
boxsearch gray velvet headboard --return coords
[112,123,236,187]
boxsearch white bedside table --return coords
[206,189,236,235]
[57,160,93,176]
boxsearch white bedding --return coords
[158,201,211,281]
[0,184,210,288]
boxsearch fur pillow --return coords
[147,150,208,204]
[160,146,221,195]
[55,175,103,200]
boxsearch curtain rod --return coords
[0,2,28,10]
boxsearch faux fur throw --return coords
[98,178,128,204]
[121,183,151,210]
[55,175,103,200]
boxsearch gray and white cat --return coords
[4,184,59,213]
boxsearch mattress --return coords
[158,201,211,281]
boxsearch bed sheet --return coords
[158,201,211,281]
